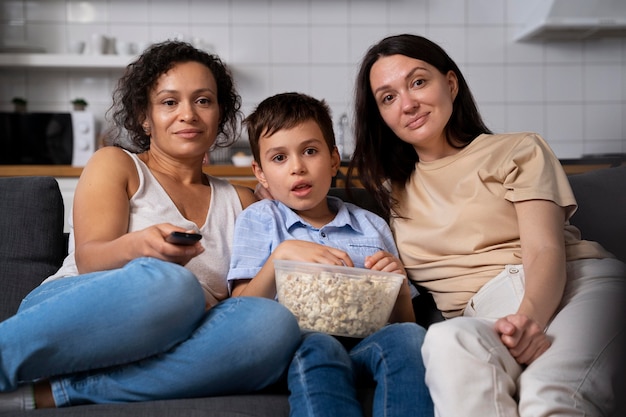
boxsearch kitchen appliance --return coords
[0,111,96,166]
[516,0,626,41]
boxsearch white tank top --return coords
[44,150,243,307]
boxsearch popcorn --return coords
[274,260,403,338]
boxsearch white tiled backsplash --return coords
[1,0,625,159]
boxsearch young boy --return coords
[227,92,433,417]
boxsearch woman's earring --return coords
[143,124,150,135]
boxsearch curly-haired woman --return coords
[0,40,300,411]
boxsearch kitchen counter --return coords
[1,157,623,182]
[0,165,258,188]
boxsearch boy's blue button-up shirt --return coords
[227,196,402,292]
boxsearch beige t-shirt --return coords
[391,132,612,318]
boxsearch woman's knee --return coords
[422,318,497,357]
[261,298,300,330]
[226,297,301,355]
[124,258,205,324]
[246,297,299,336]
[131,258,202,297]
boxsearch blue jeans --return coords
[0,257,301,406]
[288,323,433,417]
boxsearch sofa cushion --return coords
[567,165,626,263]
[328,187,385,218]
[0,176,66,322]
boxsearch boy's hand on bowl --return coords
[273,240,354,267]
[364,251,406,276]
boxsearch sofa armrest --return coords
[0,176,67,322]
[568,165,626,263]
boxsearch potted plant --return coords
[71,98,88,111]
[12,97,27,113]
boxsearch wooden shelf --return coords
[1,161,621,190]
[0,165,254,178]
[0,53,134,70]
[0,165,83,177]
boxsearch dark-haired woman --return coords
[349,33,625,416]
[0,40,300,411]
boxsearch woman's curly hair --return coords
[107,40,242,152]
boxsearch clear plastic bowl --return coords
[274,259,404,338]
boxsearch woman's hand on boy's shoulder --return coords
[234,185,258,209]
[253,183,274,201]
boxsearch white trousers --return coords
[422,258,626,417]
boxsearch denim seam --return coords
[292,350,315,417]
[351,340,389,417]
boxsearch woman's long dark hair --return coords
[348,34,491,218]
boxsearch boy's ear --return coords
[252,161,269,189]
[331,146,341,175]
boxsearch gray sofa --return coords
[1,165,625,416]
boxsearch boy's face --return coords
[253,119,340,217]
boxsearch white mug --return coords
[90,33,107,55]
[116,40,135,55]
[68,40,85,54]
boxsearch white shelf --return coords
[0,53,135,69]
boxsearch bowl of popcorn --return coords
[274,259,404,338]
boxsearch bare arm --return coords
[495,199,567,364]
[233,184,258,210]
[73,147,203,273]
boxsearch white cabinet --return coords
[0,53,134,69]
[55,177,79,233]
